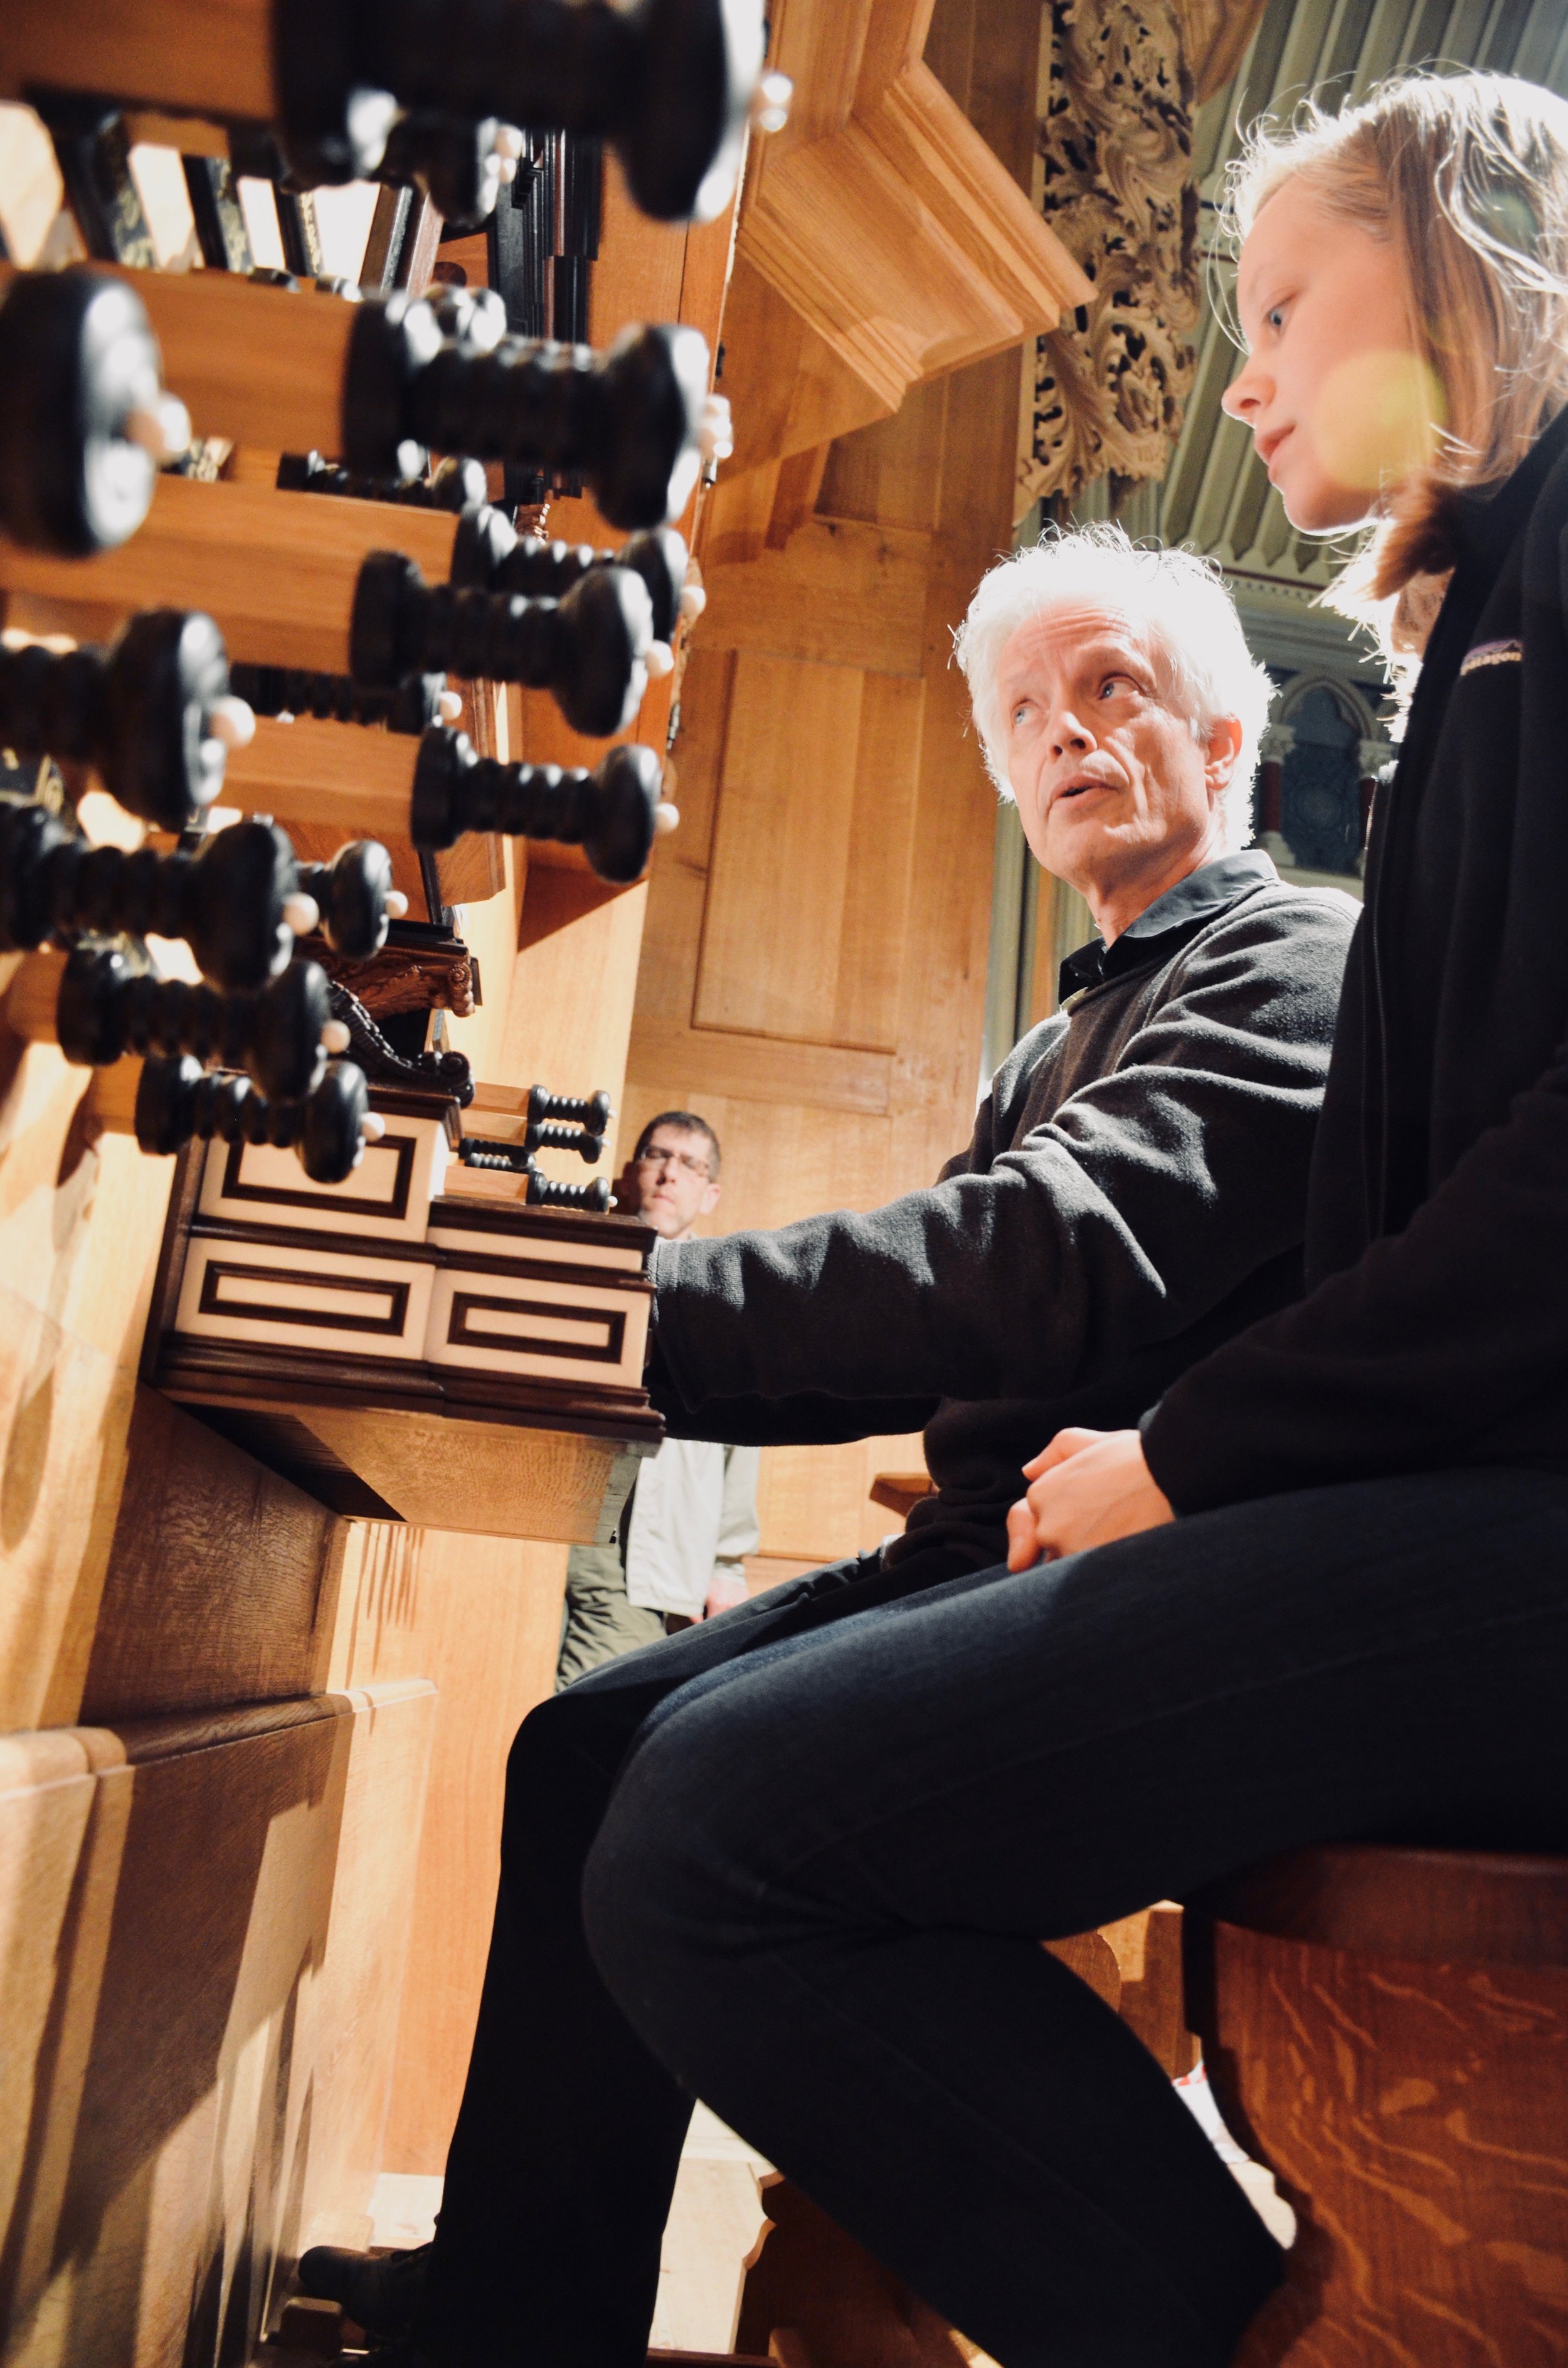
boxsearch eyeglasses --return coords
[635,1145,712,1179]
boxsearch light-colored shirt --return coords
[624,1437,761,1618]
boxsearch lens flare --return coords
[1308,351,1446,493]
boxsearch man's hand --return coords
[703,1571,751,1620]
[1005,1428,1175,1569]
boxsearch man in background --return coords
[554,1110,760,1687]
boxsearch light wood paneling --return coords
[0,1685,432,2368]
[503,873,652,1182]
[696,658,928,1056]
[724,0,1088,469]
[0,1038,175,1379]
[696,656,869,1045]
[0,1285,137,1734]
[78,1389,341,1724]
[294,1409,647,1547]
[294,1682,437,2257]
[630,1017,893,1118]
[0,1022,344,1731]
[327,1524,568,2175]
[698,518,931,671]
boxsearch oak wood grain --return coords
[292,1404,648,1544]
[699,519,931,675]
[327,1522,568,2172]
[0,476,457,674]
[0,0,277,118]
[79,1384,342,1722]
[0,1684,432,2367]
[98,265,352,454]
[1190,1894,1568,2368]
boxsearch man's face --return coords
[631,1127,721,1240]
[1222,174,1433,533]
[997,601,1237,915]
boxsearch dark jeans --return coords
[418,1468,1568,2368]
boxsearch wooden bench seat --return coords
[1185,1843,1568,2367]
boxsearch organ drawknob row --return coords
[0,0,743,1199]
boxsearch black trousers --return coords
[418,1468,1568,2368]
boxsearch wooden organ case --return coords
[0,1,1087,2362]
[0,23,748,2368]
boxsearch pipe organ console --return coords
[0,0,771,2345]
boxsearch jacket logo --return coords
[1459,639,1523,674]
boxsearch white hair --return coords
[952,524,1275,849]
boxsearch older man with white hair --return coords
[642,524,1354,1581]
[300,528,1356,2368]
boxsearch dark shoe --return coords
[297,2243,430,2339]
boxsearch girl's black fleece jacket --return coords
[1142,409,1568,1512]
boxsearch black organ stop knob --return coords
[0,805,400,993]
[524,1167,612,1211]
[349,550,654,738]
[135,1054,370,1186]
[530,1086,614,1136]
[0,268,189,556]
[227,662,450,735]
[463,1117,603,1169]
[55,947,338,1103]
[451,511,690,645]
[409,736,662,883]
[272,0,763,222]
[0,613,240,834]
[343,311,718,529]
[277,447,492,511]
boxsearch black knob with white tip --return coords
[350,550,653,738]
[344,309,719,529]
[529,1085,614,1135]
[451,511,689,644]
[55,947,336,1103]
[0,612,240,834]
[409,735,662,882]
[135,1053,371,1186]
[0,807,401,992]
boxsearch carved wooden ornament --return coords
[1019,0,1199,512]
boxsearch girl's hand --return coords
[1005,1428,1175,1569]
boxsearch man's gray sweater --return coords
[649,852,1359,1580]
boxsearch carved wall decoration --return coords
[1018,0,1200,514]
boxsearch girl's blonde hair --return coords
[1219,72,1568,654]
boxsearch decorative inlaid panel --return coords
[426,1268,645,1386]
[198,1117,450,1241]
[176,1238,433,1360]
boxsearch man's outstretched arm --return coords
[653,896,1353,1418]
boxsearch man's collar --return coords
[1058,850,1278,1002]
